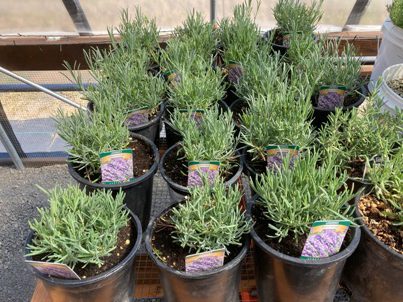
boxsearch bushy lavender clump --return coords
[101,157,133,183]
[126,111,149,126]
[301,228,344,258]
[186,255,223,273]
[227,65,244,85]
[317,92,344,110]
[188,167,219,188]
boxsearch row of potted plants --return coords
[25,1,402,302]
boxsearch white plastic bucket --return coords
[379,64,403,113]
[370,18,403,89]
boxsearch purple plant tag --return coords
[185,248,225,273]
[301,220,350,259]
[25,260,81,280]
[226,63,243,85]
[317,85,347,110]
[265,145,300,171]
[126,109,149,127]
[99,149,134,184]
[187,161,220,188]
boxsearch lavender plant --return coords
[170,106,237,166]
[366,148,403,225]
[171,178,252,253]
[273,0,323,34]
[168,64,225,110]
[27,186,129,268]
[219,0,261,65]
[55,103,130,181]
[240,80,314,159]
[389,0,403,28]
[317,86,402,177]
[251,149,356,241]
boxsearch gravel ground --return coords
[0,165,170,302]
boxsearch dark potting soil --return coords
[346,159,365,178]
[388,78,403,98]
[252,204,353,257]
[231,99,248,127]
[163,145,239,186]
[77,138,154,183]
[359,194,403,254]
[151,206,244,271]
[245,151,267,175]
[32,219,136,279]
[271,29,285,46]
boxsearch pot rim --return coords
[67,133,159,189]
[145,202,249,279]
[128,101,166,132]
[249,200,361,267]
[159,142,244,194]
[312,84,368,112]
[25,208,142,286]
[354,193,403,259]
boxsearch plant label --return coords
[185,248,225,273]
[179,109,205,127]
[126,109,149,127]
[188,161,220,188]
[164,70,181,85]
[317,85,347,110]
[99,149,135,184]
[25,260,81,280]
[300,220,351,259]
[265,145,300,171]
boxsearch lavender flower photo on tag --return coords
[317,85,347,110]
[265,145,300,171]
[300,220,350,259]
[99,149,134,185]
[126,109,149,127]
[25,260,81,280]
[185,248,225,273]
[188,161,220,188]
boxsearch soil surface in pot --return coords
[359,194,402,254]
[388,78,403,98]
[252,204,353,257]
[151,206,244,271]
[271,29,286,46]
[346,159,366,178]
[231,99,248,127]
[163,145,239,186]
[32,219,136,279]
[76,138,154,183]
[313,89,362,109]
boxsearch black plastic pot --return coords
[229,98,248,140]
[163,100,230,148]
[87,101,165,144]
[264,29,289,56]
[312,85,368,129]
[250,202,361,302]
[25,209,142,302]
[145,203,249,302]
[342,194,403,302]
[159,142,244,204]
[67,133,159,230]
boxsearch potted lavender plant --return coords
[25,186,142,302]
[250,150,361,302]
[343,149,403,302]
[145,178,252,302]
[160,106,242,203]
[56,103,159,229]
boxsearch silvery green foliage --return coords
[168,64,225,110]
[27,186,129,268]
[273,0,323,34]
[56,104,130,180]
[390,0,403,28]
[317,86,402,173]
[366,148,403,225]
[219,0,261,64]
[171,178,252,253]
[251,150,356,241]
[170,106,237,165]
[240,80,314,159]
